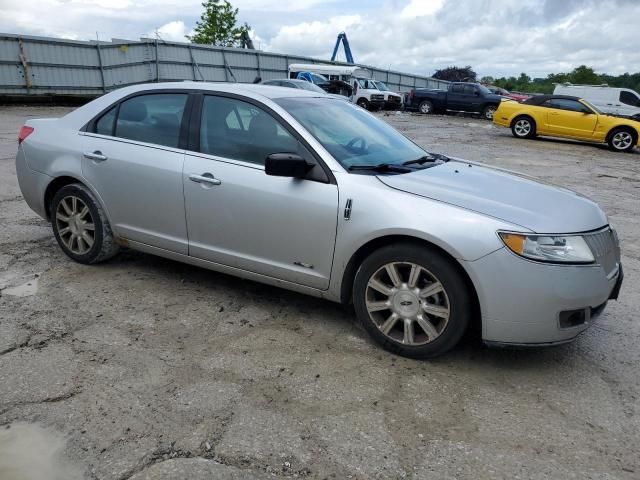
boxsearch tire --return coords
[353,243,472,359]
[607,127,637,152]
[418,100,433,114]
[51,183,119,264]
[511,115,536,139]
[356,98,369,109]
[482,104,497,120]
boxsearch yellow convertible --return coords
[493,94,640,152]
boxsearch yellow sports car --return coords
[493,94,640,152]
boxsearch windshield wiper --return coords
[348,163,412,173]
[402,153,450,166]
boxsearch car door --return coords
[183,94,339,290]
[81,92,190,254]
[446,84,465,110]
[544,99,598,138]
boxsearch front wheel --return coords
[356,98,369,109]
[607,127,637,152]
[51,183,120,264]
[353,243,472,359]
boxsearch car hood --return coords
[377,161,607,233]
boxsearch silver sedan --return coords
[15,82,623,358]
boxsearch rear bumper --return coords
[462,247,623,345]
[15,146,50,220]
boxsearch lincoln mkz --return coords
[16,83,623,357]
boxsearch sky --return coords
[0,0,638,79]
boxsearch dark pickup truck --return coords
[406,82,503,119]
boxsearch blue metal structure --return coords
[330,32,354,64]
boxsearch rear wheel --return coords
[418,100,434,114]
[353,243,472,358]
[482,104,497,120]
[51,183,119,264]
[607,127,637,152]
[511,116,536,139]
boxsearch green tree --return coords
[187,0,250,47]
[567,65,601,85]
[433,66,477,82]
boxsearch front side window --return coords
[113,94,188,148]
[620,91,640,107]
[199,96,304,165]
[275,97,428,169]
[463,85,476,95]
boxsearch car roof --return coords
[263,79,310,85]
[123,81,324,100]
[523,94,582,105]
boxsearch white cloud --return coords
[0,0,639,78]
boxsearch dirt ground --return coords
[0,105,639,480]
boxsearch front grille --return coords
[388,96,400,103]
[371,94,384,101]
[584,228,619,277]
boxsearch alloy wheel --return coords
[419,102,432,114]
[484,106,496,120]
[55,195,95,255]
[612,131,633,150]
[365,262,451,346]
[514,119,531,136]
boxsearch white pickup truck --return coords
[288,63,400,110]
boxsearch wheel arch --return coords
[510,113,535,128]
[606,124,639,143]
[339,234,482,334]
[43,175,113,231]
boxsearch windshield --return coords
[357,78,378,90]
[275,97,429,169]
[298,82,327,94]
[310,73,328,85]
[375,81,390,91]
[477,84,492,95]
[581,99,603,114]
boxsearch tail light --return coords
[18,126,34,144]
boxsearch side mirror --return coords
[265,153,313,178]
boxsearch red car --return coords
[486,86,530,102]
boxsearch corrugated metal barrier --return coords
[0,33,449,98]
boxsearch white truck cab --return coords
[288,63,385,110]
[553,84,640,119]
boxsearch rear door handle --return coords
[84,151,107,161]
[189,173,222,186]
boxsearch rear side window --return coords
[113,94,187,148]
[451,84,464,94]
[620,91,640,107]
[95,106,116,136]
[199,95,303,165]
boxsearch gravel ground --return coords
[0,105,639,480]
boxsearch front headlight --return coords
[498,232,594,264]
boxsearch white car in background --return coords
[372,80,403,110]
[554,84,640,119]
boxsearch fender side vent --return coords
[344,198,353,220]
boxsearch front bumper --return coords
[462,247,623,345]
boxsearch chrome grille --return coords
[371,94,384,101]
[584,228,619,276]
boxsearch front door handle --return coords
[189,173,222,186]
[84,151,107,161]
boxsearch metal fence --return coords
[0,33,448,98]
